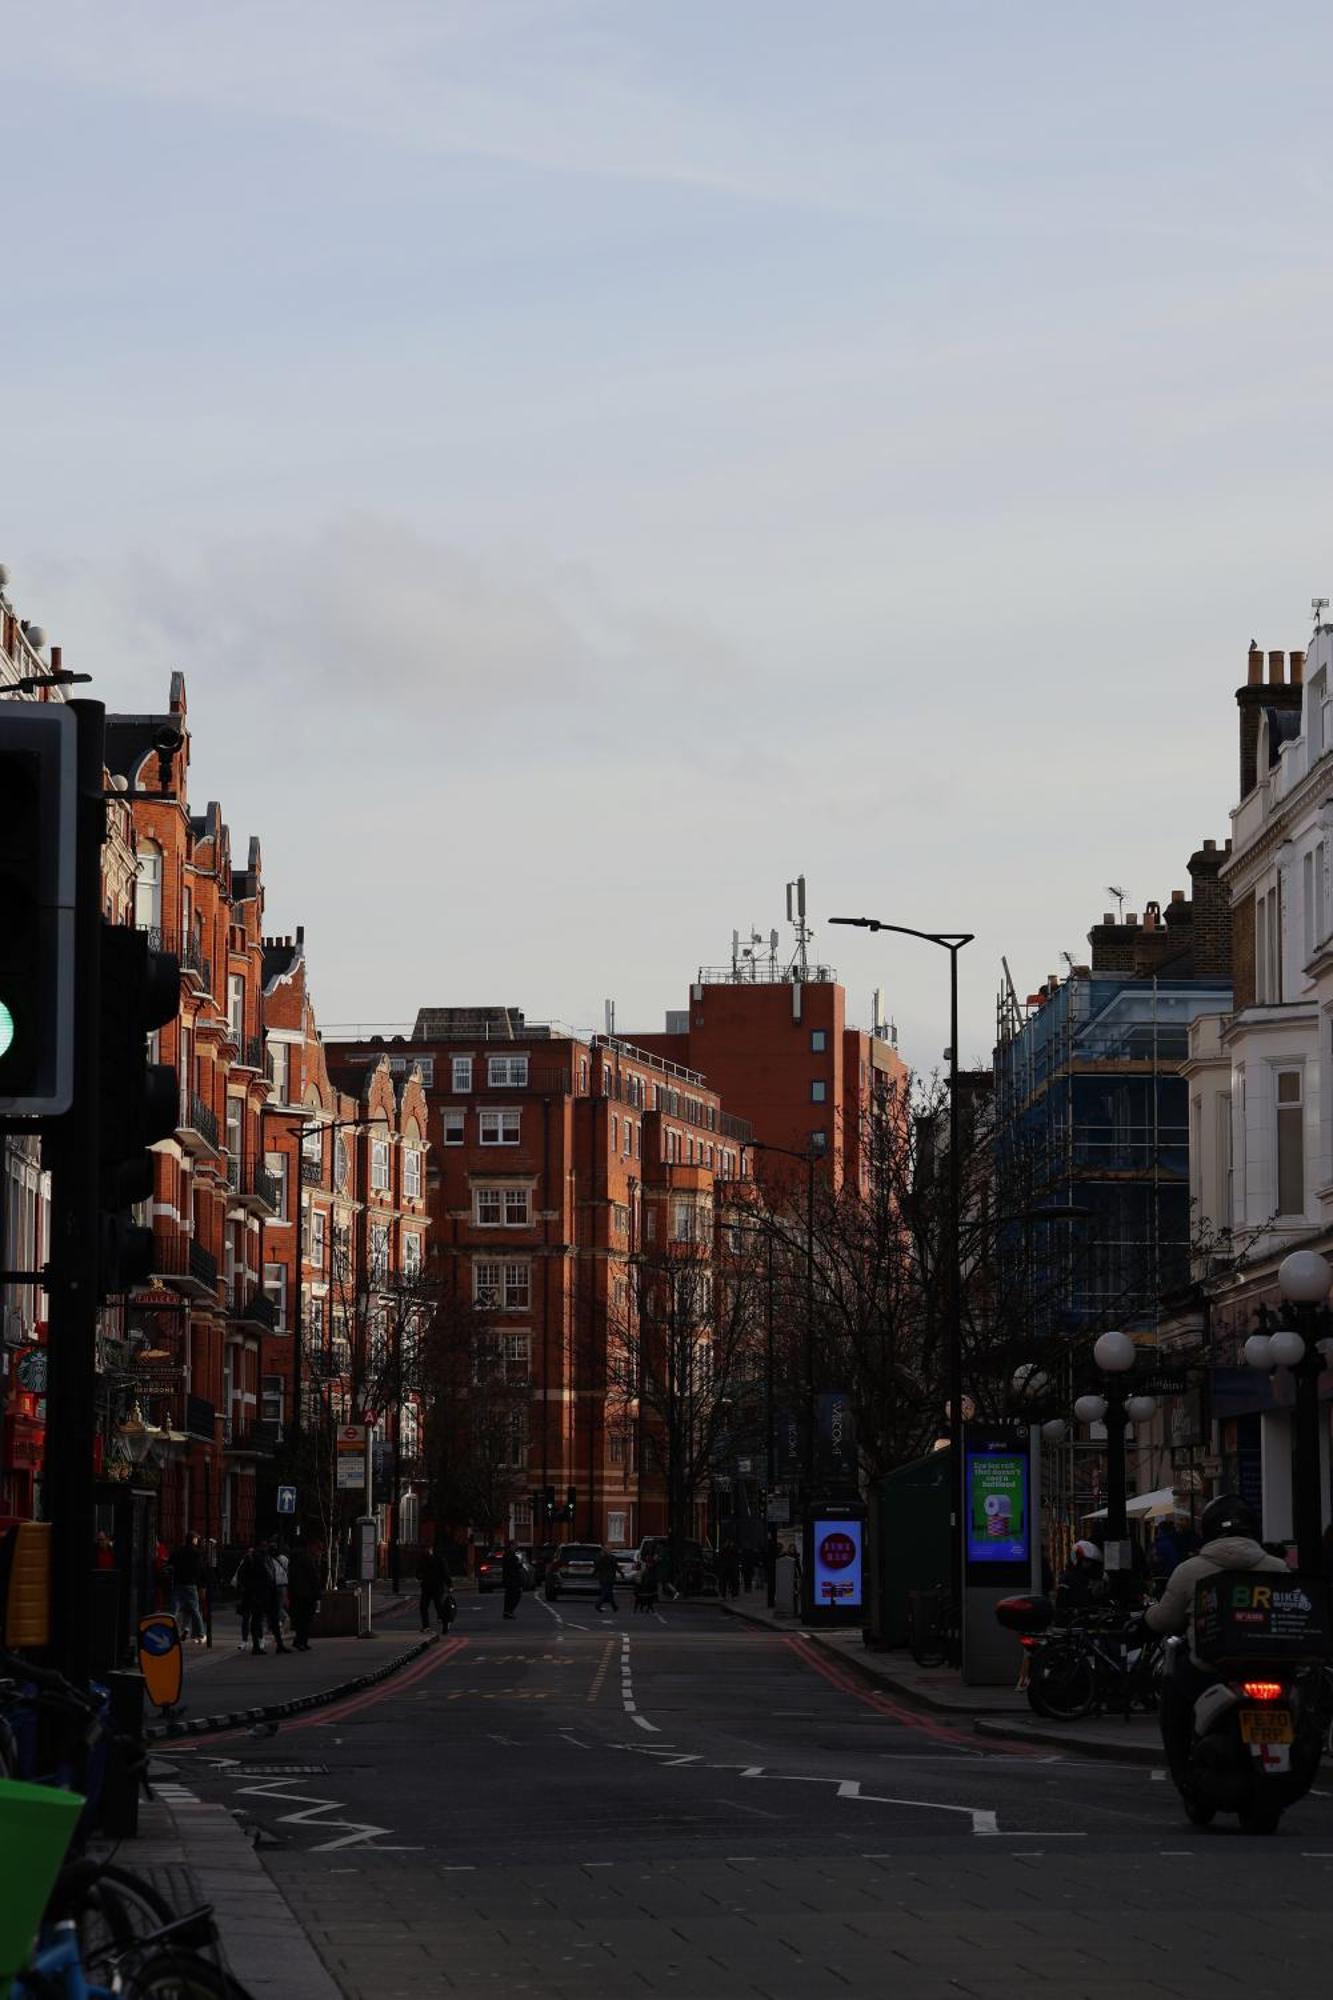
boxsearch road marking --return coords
[1150,1768,1166,1781]
[587,1638,615,1705]
[631,1713,659,1732]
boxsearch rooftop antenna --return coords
[604,998,616,1036]
[785,874,811,981]
[872,984,884,1038]
[1106,885,1126,922]
[1314,596,1329,632]
[1060,951,1076,974]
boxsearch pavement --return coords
[130,1578,1333,1998]
[712,1590,1164,1763]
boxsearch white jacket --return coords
[1145,1535,1288,1665]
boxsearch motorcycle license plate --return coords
[1239,1710,1293,1745]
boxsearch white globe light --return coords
[1012,1363,1050,1399]
[1041,1417,1068,1443]
[1074,1393,1108,1424]
[1093,1330,1137,1375]
[1278,1249,1333,1304]
[1268,1327,1307,1369]
[1243,1333,1274,1372]
[1126,1395,1157,1423]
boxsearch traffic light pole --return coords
[42,700,106,1685]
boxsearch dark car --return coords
[476,1547,533,1594]
[544,1543,604,1599]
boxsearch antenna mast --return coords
[785,874,811,981]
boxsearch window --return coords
[1305,850,1317,963]
[134,841,162,932]
[611,1115,618,1153]
[370,1222,389,1279]
[1277,1068,1304,1215]
[480,1109,520,1146]
[225,1097,243,1175]
[487,1055,529,1088]
[262,1262,287,1332]
[609,1432,626,1466]
[302,1123,323,1166]
[261,1376,283,1428]
[579,1059,589,1092]
[452,1055,473,1093]
[503,1331,531,1365]
[310,1208,326,1270]
[810,1130,828,1157]
[811,1029,826,1053]
[1257,884,1282,1003]
[672,1199,696,1242]
[416,1057,434,1087]
[472,1183,530,1226]
[607,1510,627,1544]
[228,974,245,1042]
[474,1260,532,1310]
[264,1152,288,1222]
[1218,1092,1233,1230]
[267,1042,288,1102]
[644,1206,657,1243]
[403,1232,422,1279]
[811,1079,827,1103]
[502,1408,529,1467]
[506,1187,531,1224]
[442,1109,465,1145]
[371,1138,390,1191]
[404,1148,422,1199]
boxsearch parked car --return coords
[634,1536,713,1595]
[476,1547,533,1594]
[544,1543,604,1599]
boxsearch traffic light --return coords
[0,705,77,1117]
[98,923,179,1296]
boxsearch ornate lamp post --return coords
[1243,1248,1333,1572]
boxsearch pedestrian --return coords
[236,1540,288,1655]
[739,1547,758,1593]
[594,1546,618,1613]
[418,1542,454,1633]
[501,1544,525,1620]
[654,1548,678,1602]
[169,1530,207,1643]
[287,1537,322,1651]
[718,1541,741,1600]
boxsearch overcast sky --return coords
[5,3,1331,1074]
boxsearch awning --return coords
[1084,1486,1182,1523]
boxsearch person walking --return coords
[718,1541,741,1601]
[236,1541,288,1655]
[287,1537,322,1652]
[501,1544,525,1620]
[418,1543,454,1633]
[739,1547,758,1593]
[594,1547,618,1613]
[169,1531,207,1643]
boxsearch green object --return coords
[866,1447,953,1646]
[0,1778,83,1979]
[0,998,13,1061]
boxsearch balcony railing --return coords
[179,931,209,991]
[222,1417,281,1456]
[150,1234,219,1299]
[234,1033,264,1072]
[225,1156,282,1217]
[178,1093,219,1157]
[228,1288,279,1334]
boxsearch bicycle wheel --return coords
[48,1857,175,1965]
[124,1949,253,2000]
[1027,1647,1096,1721]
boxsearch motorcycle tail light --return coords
[1019,1636,1038,1650]
[1240,1681,1285,1702]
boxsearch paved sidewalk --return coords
[129,1794,341,2000]
[716,1586,1162,1762]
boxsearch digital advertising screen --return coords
[965,1448,1029,1567]
[810,1516,864,1609]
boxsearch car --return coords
[611,1548,638,1586]
[634,1536,713,1595]
[543,1543,605,1599]
[476,1547,533,1594]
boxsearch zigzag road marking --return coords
[235,1775,398,1851]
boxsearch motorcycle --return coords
[995,1593,1162,1721]
[1166,1569,1330,1835]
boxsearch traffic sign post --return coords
[276,1484,297,1517]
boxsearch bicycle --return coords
[909,1587,961,1669]
[1025,1611,1162,1721]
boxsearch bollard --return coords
[99,1669,146,1838]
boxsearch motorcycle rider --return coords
[1144,1493,1286,1781]
[1054,1539,1111,1619]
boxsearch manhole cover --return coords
[233,1762,331,1777]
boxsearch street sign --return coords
[337,1424,367,1448]
[336,1423,367,1491]
[276,1484,297,1516]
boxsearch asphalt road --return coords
[162,1591,1333,1998]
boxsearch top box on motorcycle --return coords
[1193,1570,1332,1668]
[994,1593,1053,1635]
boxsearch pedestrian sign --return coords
[277,1484,297,1516]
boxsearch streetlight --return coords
[1243,1250,1333,1572]
[830,916,973,1608]
[1078,1330,1153,1603]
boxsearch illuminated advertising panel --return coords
[965,1447,1029,1567]
[811,1515,864,1609]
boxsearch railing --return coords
[150,1235,218,1295]
[189,1241,218,1291]
[593,1034,707,1088]
[694,961,837,987]
[719,1111,754,1145]
[181,1094,219,1150]
[234,1033,264,1071]
[300,1157,324,1187]
[226,1156,282,1213]
[228,1288,278,1333]
[185,1394,216,1441]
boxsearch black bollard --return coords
[99,1669,146,1838]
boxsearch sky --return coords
[5,1,1333,1075]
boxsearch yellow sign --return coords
[137,1612,184,1710]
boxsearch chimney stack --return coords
[1238,642,1303,797]
[1248,642,1264,685]
[1268,649,1286,685]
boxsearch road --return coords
[163,1592,1333,1997]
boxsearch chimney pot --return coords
[1292,649,1305,685]
[1203,837,1216,852]
[1269,649,1286,685]
[1102,912,1115,926]
[1126,912,1139,926]
[1248,643,1264,685]
[1171,888,1186,902]
[50,645,61,672]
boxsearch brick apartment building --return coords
[325,1009,754,1550]
[627,932,908,1198]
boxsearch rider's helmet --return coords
[1071,1539,1103,1565]
[1199,1493,1258,1544]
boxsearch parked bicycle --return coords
[1024,1609,1163,1721]
[909,1588,961,1670]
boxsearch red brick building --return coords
[326,1010,753,1550]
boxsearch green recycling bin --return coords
[0,1778,84,1981]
